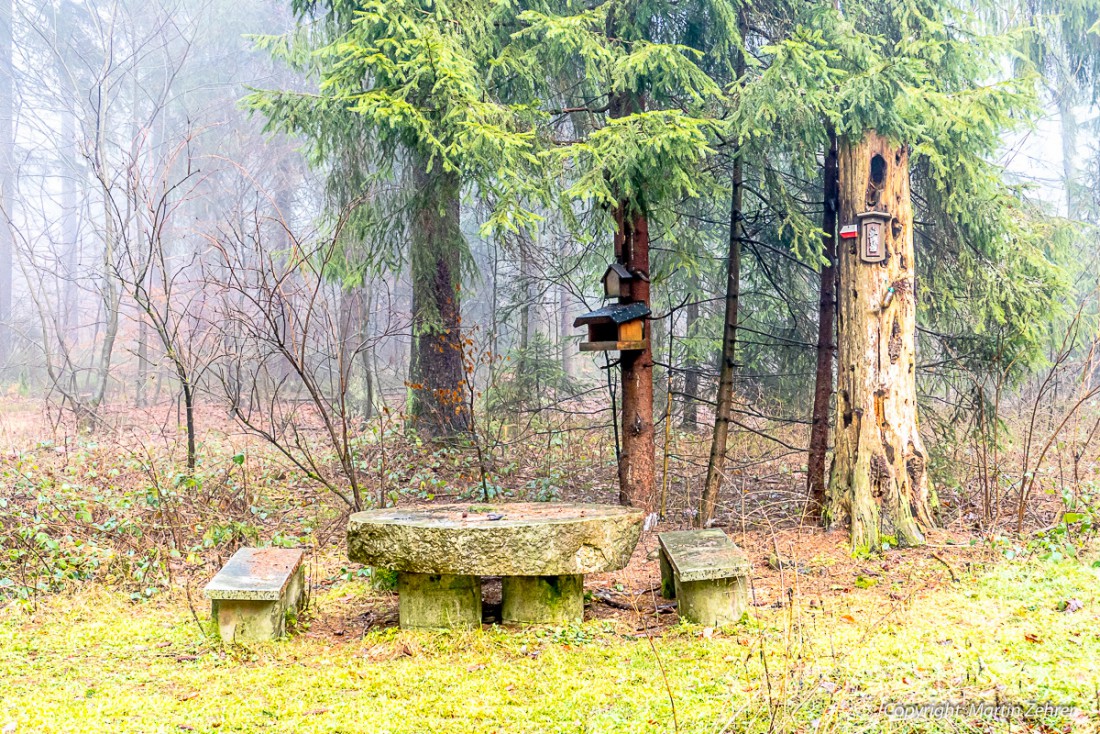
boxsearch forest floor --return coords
[0,400,1097,732]
[1,537,1097,733]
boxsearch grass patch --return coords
[0,559,1097,732]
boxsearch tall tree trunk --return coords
[807,127,839,511]
[1058,89,1078,219]
[132,53,147,408]
[517,233,532,375]
[340,284,374,420]
[614,205,655,510]
[681,281,700,429]
[826,131,935,551]
[607,86,656,511]
[697,151,743,527]
[558,282,572,381]
[407,153,468,437]
[89,50,119,412]
[0,0,14,369]
[357,285,374,419]
[60,111,79,334]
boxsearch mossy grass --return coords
[1,559,1095,732]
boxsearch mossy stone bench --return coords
[348,503,644,629]
[203,548,305,642]
[658,530,749,626]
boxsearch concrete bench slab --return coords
[203,547,305,642]
[348,503,644,628]
[658,530,749,626]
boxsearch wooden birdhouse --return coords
[574,302,650,352]
[855,210,890,263]
[601,263,637,300]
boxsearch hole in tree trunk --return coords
[870,154,886,184]
[866,154,887,208]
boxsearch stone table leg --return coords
[501,574,584,624]
[397,572,482,629]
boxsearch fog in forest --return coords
[0,0,1097,528]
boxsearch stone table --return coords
[347,503,644,629]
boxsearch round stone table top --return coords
[347,502,645,576]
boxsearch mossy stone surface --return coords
[209,559,305,642]
[501,574,583,624]
[674,575,748,627]
[348,503,643,576]
[397,572,482,629]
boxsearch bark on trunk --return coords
[681,283,700,429]
[559,282,572,381]
[358,285,374,419]
[615,206,655,511]
[697,151,743,527]
[826,131,936,551]
[517,234,532,375]
[605,86,656,512]
[807,128,838,511]
[407,154,468,437]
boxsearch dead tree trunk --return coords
[697,150,743,527]
[826,131,936,551]
[407,154,468,437]
[807,127,838,511]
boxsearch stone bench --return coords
[203,547,305,642]
[658,529,749,626]
[347,503,644,629]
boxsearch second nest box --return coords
[574,302,650,352]
[601,263,644,300]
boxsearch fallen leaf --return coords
[303,709,330,716]
[839,614,856,623]
[467,663,486,672]
[178,692,199,702]
[701,627,714,639]
[1059,599,1084,613]
[1024,633,1042,644]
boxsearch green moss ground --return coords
[1,559,1097,733]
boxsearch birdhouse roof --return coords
[856,209,890,221]
[573,302,651,328]
[601,263,634,282]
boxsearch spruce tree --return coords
[249,0,538,437]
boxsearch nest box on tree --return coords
[856,210,890,263]
[600,263,642,300]
[840,210,891,264]
[573,302,649,352]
